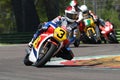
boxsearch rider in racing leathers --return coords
[78,5,101,40]
[28,6,79,60]
[70,3,101,40]
[70,0,101,33]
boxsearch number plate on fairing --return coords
[53,27,67,42]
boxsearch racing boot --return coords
[56,47,74,60]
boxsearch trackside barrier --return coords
[0,32,33,44]
[0,30,120,44]
[116,29,120,43]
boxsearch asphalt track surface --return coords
[0,43,120,80]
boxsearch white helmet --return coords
[65,6,78,22]
[79,5,88,14]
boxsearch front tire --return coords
[34,43,58,67]
[24,53,33,66]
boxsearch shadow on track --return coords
[70,44,99,48]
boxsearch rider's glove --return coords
[67,26,72,32]
[38,23,48,31]
[41,22,49,30]
[42,25,48,30]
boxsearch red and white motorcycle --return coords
[23,24,73,67]
[99,20,118,43]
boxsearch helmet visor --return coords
[66,13,78,20]
[83,10,89,14]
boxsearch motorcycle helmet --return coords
[70,0,78,7]
[79,5,89,14]
[65,6,78,22]
[70,0,80,12]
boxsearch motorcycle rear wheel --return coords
[74,38,80,47]
[108,33,118,43]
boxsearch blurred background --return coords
[0,0,120,33]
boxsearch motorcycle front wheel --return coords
[24,53,33,66]
[34,42,58,67]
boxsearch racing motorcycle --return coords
[99,20,118,43]
[24,25,71,67]
[80,17,101,44]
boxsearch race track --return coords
[0,43,120,80]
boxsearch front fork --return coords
[25,47,31,54]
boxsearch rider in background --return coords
[78,5,101,40]
[69,0,84,33]
[28,6,79,60]
[70,0,101,35]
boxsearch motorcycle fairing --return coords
[84,17,95,27]
[28,26,67,63]
[29,34,53,63]
[86,27,96,37]
[100,22,113,34]
[53,27,67,42]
